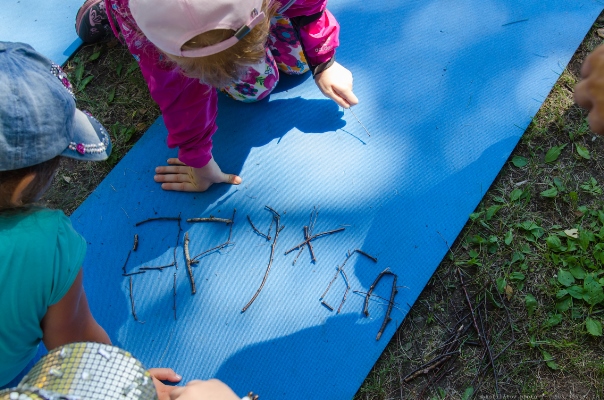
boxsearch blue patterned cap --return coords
[0,41,112,171]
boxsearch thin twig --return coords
[304,226,316,262]
[184,232,195,294]
[403,350,460,383]
[191,209,236,261]
[458,268,498,395]
[337,269,351,313]
[173,272,177,320]
[122,271,146,277]
[364,268,394,316]
[348,107,371,137]
[242,206,283,312]
[121,250,131,274]
[284,227,345,255]
[292,247,304,266]
[321,300,334,311]
[187,217,232,224]
[502,18,528,26]
[247,215,271,241]
[132,234,139,251]
[174,213,182,270]
[376,274,398,340]
[139,262,176,271]
[322,249,378,300]
[129,276,145,323]
[135,216,181,227]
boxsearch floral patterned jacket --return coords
[104,0,340,168]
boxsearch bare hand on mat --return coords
[315,61,359,109]
[575,44,604,134]
[169,379,240,400]
[149,368,182,400]
[155,156,242,192]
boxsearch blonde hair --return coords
[165,0,279,88]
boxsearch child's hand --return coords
[314,61,359,109]
[169,379,240,400]
[575,44,604,134]
[148,368,182,400]
[154,156,242,192]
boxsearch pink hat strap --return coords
[180,10,266,58]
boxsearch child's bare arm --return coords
[41,269,111,349]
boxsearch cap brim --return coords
[60,109,112,161]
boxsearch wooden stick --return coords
[403,350,460,382]
[458,268,498,395]
[337,269,350,313]
[187,217,232,224]
[184,232,195,294]
[376,274,397,340]
[304,226,316,262]
[129,276,144,323]
[363,268,394,317]
[122,271,146,277]
[192,209,236,261]
[135,216,181,226]
[132,234,139,251]
[247,215,271,241]
[121,250,131,274]
[138,262,175,271]
[173,212,182,270]
[284,227,345,255]
[242,207,283,312]
[172,272,177,320]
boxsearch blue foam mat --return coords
[1,0,82,65]
[3,0,603,398]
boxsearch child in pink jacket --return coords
[76,0,358,192]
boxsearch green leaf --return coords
[543,313,562,328]
[579,229,595,251]
[504,229,513,245]
[485,205,502,221]
[510,272,525,281]
[469,211,483,221]
[569,265,586,280]
[77,75,94,91]
[567,285,584,299]
[116,63,123,77]
[525,294,537,316]
[510,251,525,264]
[126,61,139,76]
[557,270,575,287]
[553,177,566,192]
[511,156,528,167]
[556,296,572,312]
[540,187,558,198]
[541,349,559,370]
[510,189,523,202]
[556,289,568,298]
[88,51,101,61]
[486,290,503,308]
[547,236,563,252]
[461,387,474,400]
[75,62,84,83]
[583,274,604,305]
[545,144,567,163]
[586,317,602,336]
[107,87,116,103]
[496,277,506,293]
[576,143,591,159]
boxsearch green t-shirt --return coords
[0,208,85,386]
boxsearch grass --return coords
[44,14,604,400]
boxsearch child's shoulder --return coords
[0,207,71,233]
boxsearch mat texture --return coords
[1,0,82,65]
[3,0,604,398]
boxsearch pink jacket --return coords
[105,0,340,168]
